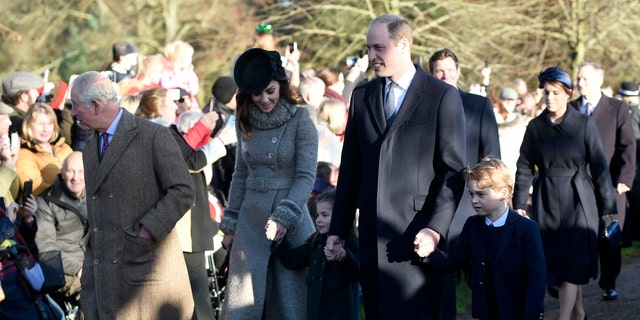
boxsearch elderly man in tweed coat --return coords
[70,71,195,319]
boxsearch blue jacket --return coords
[423,209,545,320]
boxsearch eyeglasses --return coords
[255,23,273,34]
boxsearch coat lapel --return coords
[366,78,387,133]
[387,67,427,133]
[91,111,139,192]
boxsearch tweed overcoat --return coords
[80,110,195,319]
[220,102,317,320]
[329,67,467,319]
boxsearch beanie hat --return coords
[211,76,238,104]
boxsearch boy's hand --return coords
[414,228,440,258]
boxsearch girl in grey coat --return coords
[220,48,318,320]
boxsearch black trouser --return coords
[598,192,625,290]
[184,251,215,320]
[598,238,621,289]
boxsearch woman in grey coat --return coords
[220,48,318,320]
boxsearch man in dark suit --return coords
[570,62,636,301]
[428,48,501,319]
[70,71,196,319]
[326,14,466,319]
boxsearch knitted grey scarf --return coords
[249,100,297,130]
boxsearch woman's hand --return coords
[516,209,528,218]
[265,219,287,242]
[199,112,220,131]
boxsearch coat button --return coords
[93,259,100,265]
[93,227,99,232]
[268,152,274,159]
[112,258,118,264]
[91,194,98,200]
[481,262,485,266]
[270,165,276,171]
[112,225,118,231]
[108,193,114,198]
[251,165,256,170]
[479,281,483,286]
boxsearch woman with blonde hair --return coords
[135,87,178,127]
[17,103,73,196]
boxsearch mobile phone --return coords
[358,49,366,58]
[346,56,358,67]
[289,42,297,53]
[0,197,5,212]
[22,180,32,208]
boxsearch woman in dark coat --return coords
[513,66,617,320]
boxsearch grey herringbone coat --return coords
[220,101,317,320]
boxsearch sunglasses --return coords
[255,23,273,34]
[175,98,186,103]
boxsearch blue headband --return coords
[538,66,572,89]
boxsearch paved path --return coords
[544,254,640,319]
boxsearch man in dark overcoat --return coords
[428,48,501,319]
[70,71,195,319]
[570,62,636,301]
[326,14,466,319]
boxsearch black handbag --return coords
[602,219,622,250]
[37,250,66,293]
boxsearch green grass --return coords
[456,276,472,315]
[622,241,640,259]
[356,275,474,317]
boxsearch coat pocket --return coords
[414,195,427,211]
[122,234,159,285]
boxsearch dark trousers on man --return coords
[598,193,625,292]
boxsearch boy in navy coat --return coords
[418,158,546,320]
